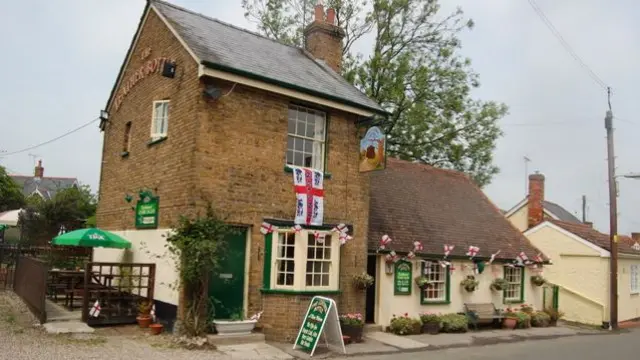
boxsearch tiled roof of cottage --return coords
[368,158,545,260]
[10,175,78,200]
[550,220,640,255]
[543,200,581,224]
[150,0,385,115]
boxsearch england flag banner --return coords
[292,166,324,226]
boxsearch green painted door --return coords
[209,229,247,320]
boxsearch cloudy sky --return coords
[0,0,638,235]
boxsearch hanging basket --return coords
[490,278,508,291]
[531,275,546,286]
[460,275,479,293]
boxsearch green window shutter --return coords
[519,266,525,302]
[262,233,272,289]
[445,264,451,303]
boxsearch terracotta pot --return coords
[503,318,517,330]
[137,315,152,328]
[340,324,364,343]
[421,322,440,335]
[149,323,163,335]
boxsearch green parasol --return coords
[52,228,131,249]
[0,225,7,231]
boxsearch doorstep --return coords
[207,332,266,346]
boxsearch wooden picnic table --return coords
[49,269,114,310]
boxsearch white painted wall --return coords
[374,256,545,327]
[92,229,179,305]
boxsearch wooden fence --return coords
[13,256,48,323]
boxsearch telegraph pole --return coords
[582,195,587,223]
[605,87,618,330]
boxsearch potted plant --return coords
[543,308,564,326]
[531,275,546,286]
[353,273,374,290]
[137,300,153,328]
[519,303,534,314]
[213,310,257,336]
[503,308,517,329]
[419,312,441,334]
[389,313,422,335]
[531,311,551,327]
[339,313,364,343]
[515,311,532,328]
[460,275,479,292]
[414,275,431,289]
[149,322,164,335]
[490,278,508,291]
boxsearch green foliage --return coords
[419,312,440,324]
[339,313,364,327]
[389,314,421,335]
[460,275,479,292]
[0,166,25,212]
[490,277,508,291]
[242,0,506,186]
[543,307,564,322]
[19,185,97,245]
[440,313,468,333]
[514,311,531,328]
[531,311,551,327]
[531,275,546,286]
[164,204,233,337]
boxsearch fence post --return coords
[82,262,91,322]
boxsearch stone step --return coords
[364,324,383,333]
[207,332,265,346]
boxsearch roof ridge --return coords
[151,0,304,52]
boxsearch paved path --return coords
[334,329,640,360]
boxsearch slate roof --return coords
[550,220,640,255]
[150,0,385,115]
[543,200,581,224]
[10,175,78,200]
[368,158,545,260]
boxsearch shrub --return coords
[389,313,422,335]
[531,311,551,327]
[543,308,565,322]
[440,313,468,333]
[419,312,440,324]
[519,304,534,314]
[515,312,531,328]
[340,313,364,327]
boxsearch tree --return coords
[242,0,507,186]
[0,165,25,212]
[19,185,97,245]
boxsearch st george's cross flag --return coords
[89,300,101,317]
[292,166,324,226]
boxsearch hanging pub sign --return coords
[135,191,159,229]
[359,126,386,172]
[394,260,412,295]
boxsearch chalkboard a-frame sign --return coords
[394,260,412,295]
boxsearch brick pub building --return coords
[94,0,386,341]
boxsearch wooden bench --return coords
[464,303,503,330]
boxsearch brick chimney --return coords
[528,173,545,228]
[34,160,44,178]
[303,1,346,73]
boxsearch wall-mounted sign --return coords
[135,194,159,229]
[113,57,176,112]
[359,126,386,172]
[394,260,412,295]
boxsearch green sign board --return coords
[394,261,412,295]
[294,296,345,357]
[135,195,159,229]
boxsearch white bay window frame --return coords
[270,229,340,292]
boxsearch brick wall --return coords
[97,6,370,342]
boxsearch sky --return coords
[0,0,638,235]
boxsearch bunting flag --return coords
[443,244,454,259]
[379,235,392,250]
[413,241,424,253]
[489,250,501,264]
[438,260,451,268]
[385,251,398,263]
[292,166,324,226]
[291,224,303,234]
[449,263,456,274]
[314,231,326,244]
[474,260,486,275]
[250,311,263,321]
[151,304,156,322]
[332,223,348,234]
[260,222,277,235]
[466,246,480,259]
[89,300,101,318]
[406,251,416,260]
[533,253,544,263]
[518,251,528,262]
[339,233,352,246]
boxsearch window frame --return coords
[123,121,132,155]
[503,266,525,303]
[419,260,450,305]
[285,105,328,172]
[150,100,170,140]
[265,228,340,293]
[631,264,640,295]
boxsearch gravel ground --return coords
[0,292,239,360]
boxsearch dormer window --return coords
[286,105,326,171]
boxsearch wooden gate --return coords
[13,256,48,323]
[82,262,156,326]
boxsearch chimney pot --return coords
[326,8,336,25]
[584,221,593,228]
[527,173,545,228]
[314,3,324,22]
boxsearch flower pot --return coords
[503,318,517,330]
[464,285,476,293]
[341,324,364,343]
[137,315,152,328]
[421,322,440,335]
[213,319,257,336]
[149,323,163,335]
